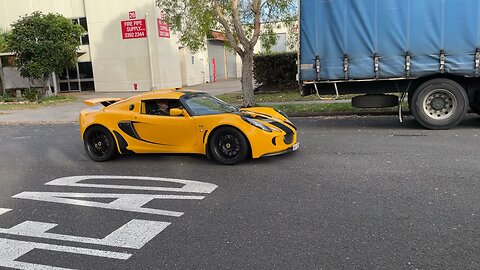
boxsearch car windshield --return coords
[183,93,239,116]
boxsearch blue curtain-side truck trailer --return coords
[298,0,480,129]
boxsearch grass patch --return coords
[217,90,409,114]
[217,91,356,104]
[269,102,408,115]
[0,95,76,110]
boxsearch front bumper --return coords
[260,142,300,157]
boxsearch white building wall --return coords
[0,0,198,92]
[84,0,182,92]
[253,23,294,54]
[0,0,85,27]
[182,49,209,86]
[236,55,242,78]
[235,23,297,80]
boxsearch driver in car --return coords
[154,100,170,116]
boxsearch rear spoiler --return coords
[83,98,123,107]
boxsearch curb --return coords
[288,110,411,118]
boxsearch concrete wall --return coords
[235,22,297,79]
[225,48,237,79]
[0,0,85,27]
[0,0,242,92]
[84,0,182,92]
[2,67,43,89]
[253,23,296,54]
[182,49,209,86]
[0,0,187,92]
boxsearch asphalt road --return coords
[1,115,480,269]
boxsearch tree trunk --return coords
[52,72,58,96]
[44,74,52,97]
[240,51,255,107]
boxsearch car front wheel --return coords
[84,126,117,162]
[209,126,249,165]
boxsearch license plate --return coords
[292,142,300,151]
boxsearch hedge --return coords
[253,52,297,91]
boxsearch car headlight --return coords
[241,116,272,132]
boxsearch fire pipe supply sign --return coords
[121,19,147,39]
[157,18,170,38]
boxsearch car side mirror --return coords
[169,108,184,116]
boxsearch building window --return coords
[59,62,95,92]
[72,17,89,45]
[78,62,93,79]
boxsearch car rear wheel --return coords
[209,127,249,165]
[84,126,117,161]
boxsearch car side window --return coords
[143,99,181,116]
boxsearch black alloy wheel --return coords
[209,126,249,165]
[84,126,117,161]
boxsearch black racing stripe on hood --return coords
[240,112,296,131]
[270,121,293,135]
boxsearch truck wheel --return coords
[299,84,313,97]
[410,78,468,130]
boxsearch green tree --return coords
[0,30,8,53]
[156,0,296,107]
[6,12,84,96]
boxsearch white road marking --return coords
[45,175,218,193]
[0,175,219,269]
[0,238,131,270]
[12,192,204,217]
[0,208,11,215]
[10,136,31,140]
[0,219,170,249]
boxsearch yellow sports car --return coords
[79,90,299,164]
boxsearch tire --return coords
[410,78,468,130]
[299,84,314,97]
[209,126,249,165]
[351,94,399,108]
[83,125,117,161]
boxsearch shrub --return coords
[1,96,15,102]
[24,88,38,101]
[253,52,297,91]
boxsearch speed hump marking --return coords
[0,175,218,270]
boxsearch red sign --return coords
[121,19,147,39]
[129,11,136,19]
[157,18,170,38]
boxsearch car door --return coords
[132,99,197,150]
